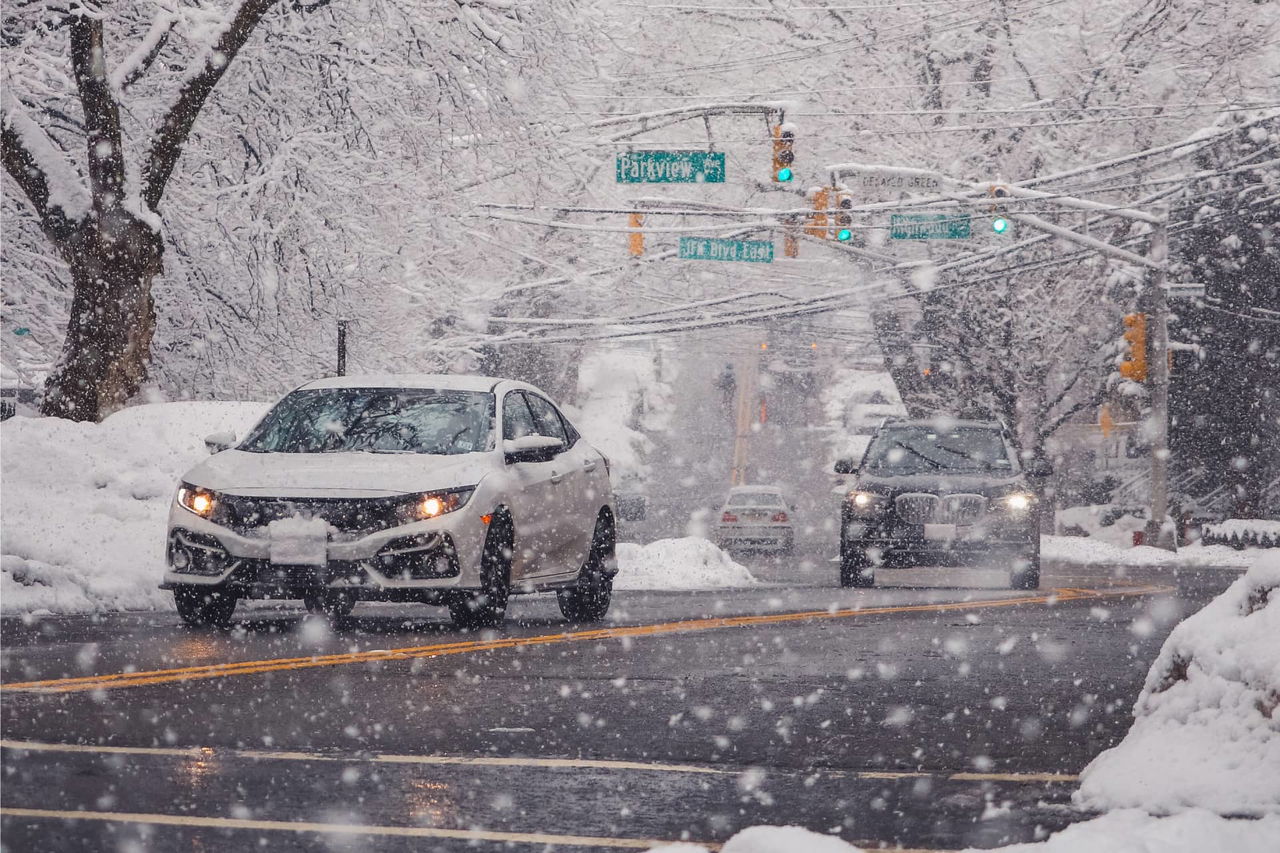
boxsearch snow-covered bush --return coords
[1076,553,1280,816]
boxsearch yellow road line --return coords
[0,806,700,850]
[1,585,1169,695]
[0,739,1080,784]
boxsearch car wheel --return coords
[304,590,356,620]
[174,586,238,627]
[839,540,875,588]
[558,513,615,623]
[449,514,513,630]
[1010,550,1041,590]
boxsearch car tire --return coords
[304,590,356,620]
[558,513,615,623]
[174,586,238,627]
[1010,549,1041,590]
[839,541,875,588]
[449,514,513,630]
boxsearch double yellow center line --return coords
[1,585,1165,695]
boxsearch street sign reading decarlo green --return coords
[617,151,726,184]
[679,236,773,263]
[890,213,971,240]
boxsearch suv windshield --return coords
[864,426,1015,474]
[240,388,494,455]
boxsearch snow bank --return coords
[570,345,672,486]
[1076,552,1280,816]
[970,810,1280,852]
[614,538,757,590]
[1,402,269,614]
[649,825,863,853]
[1042,535,1256,569]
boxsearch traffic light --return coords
[1119,312,1147,381]
[833,190,853,241]
[804,187,829,238]
[989,183,1011,234]
[628,212,644,257]
[771,125,794,182]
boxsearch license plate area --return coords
[268,518,329,565]
[923,523,957,541]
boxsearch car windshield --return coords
[239,388,494,455]
[727,492,786,507]
[864,426,1014,474]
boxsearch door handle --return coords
[550,472,565,485]
[583,460,598,473]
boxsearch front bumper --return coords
[163,501,488,599]
[843,514,1036,565]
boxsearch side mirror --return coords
[504,434,564,463]
[1026,458,1054,477]
[205,431,236,454]
[834,458,858,475]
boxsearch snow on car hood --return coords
[181,449,494,498]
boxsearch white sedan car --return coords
[714,485,796,554]
[163,374,616,629]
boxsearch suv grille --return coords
[894,493,986,525]
[214,495,404,535]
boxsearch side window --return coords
[502,392,537,441]
[524,394,568,444]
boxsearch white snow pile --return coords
[1041,534,1255,569]
[647,813,1280,852]
[614,538,757,590]
[569,345,672,486]
[1,402,269,614]
[1076,551,1280,816]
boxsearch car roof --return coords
[880,418,1004,431]
[297,374,525,394]
[728,485,786,494]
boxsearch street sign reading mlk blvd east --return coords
[890,213,971,240]
[617,151,726,184]
[679,236,774,263]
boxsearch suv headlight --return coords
[396,487,475,525]
[177,483,219,518]
[847,490,888,513]
[1000,492,1036,514]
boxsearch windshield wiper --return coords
[935,443,993,469]
[889,440,943,469]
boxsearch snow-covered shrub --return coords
[1202,520,1280,549]
[1076,553,1280,816]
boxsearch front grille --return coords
[895,493,938,525]
[229,560,371,590]
[214,495,403,535]
[894,492,987,525]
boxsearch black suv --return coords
[834,418,1046,590]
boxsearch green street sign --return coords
[890,213,971,240]
[679,236,774,263]
[617,151,726,184]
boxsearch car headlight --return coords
[1001,492,1036,514]
[177,483,218,518]
[397,487,475,525]
[847,490,888,513]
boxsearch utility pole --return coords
[1144,206,1176,551]
[730,347,760,486]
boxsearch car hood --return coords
[182,449,494,498]
[854,471,1027,498]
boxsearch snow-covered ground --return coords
[1042,535,1257,569]
[1,402,269,614]
[614,538,757,590]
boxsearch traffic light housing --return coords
[771,125,795,182]
[989,184,1011,234]
[1119,312,1147,381]
[628,212,644,257]
[805,187,829,238]
[833,191,853,241]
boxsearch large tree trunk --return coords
[41,216,164,421]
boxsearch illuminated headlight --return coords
[177,483,218,518]
[848,491,887,512]
[1002,493,1035,513]
[399,487,475,524]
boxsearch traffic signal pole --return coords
[1144,207,1175,551]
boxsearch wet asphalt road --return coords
[1,555,1241,852]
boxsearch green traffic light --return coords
[776,167,793,182]
[992,216,1010,234]
[837,228,852,241]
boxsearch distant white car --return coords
[163,375,617,629]
[714,485,795,553]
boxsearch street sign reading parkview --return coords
[679,237,774,263]
[890,213,971,240]
[617,151,726,184]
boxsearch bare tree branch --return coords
[142,0,280,211]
